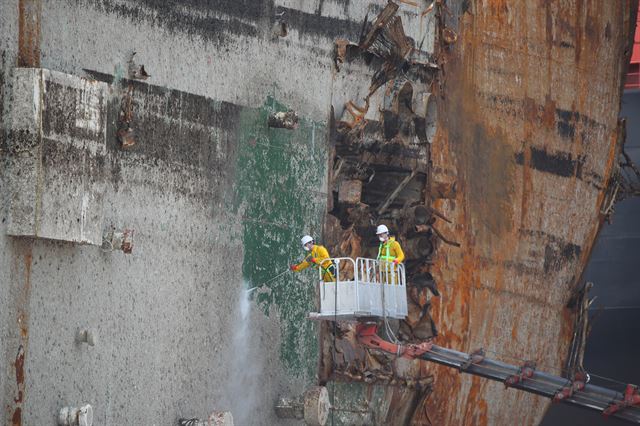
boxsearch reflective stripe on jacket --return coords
[377,237,405,263]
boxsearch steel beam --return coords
[422,345,640,424]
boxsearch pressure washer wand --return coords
[245,268,292,293]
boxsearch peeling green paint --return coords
[233,96,328,378]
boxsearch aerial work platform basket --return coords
[308,257,408,321]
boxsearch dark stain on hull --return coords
[54,69,243,165]
[43,81,106,142]
[519,229,582,273]
[274,6,362,40]
[41,69,246,205]
[81,0,261,44]
[139,0,269,21]
[81,0,364,44]
[515,146,580,178]
[515,145,605,189]
[544,240,582,273]
[0,50,5,158]
[478,92,607,139]
[529,146,578,177]
[115,80,243,168]
[556,108,579,139]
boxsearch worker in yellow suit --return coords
[376,224,405,285]
[290,235,336,282]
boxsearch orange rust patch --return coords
[18,0,42,67]
[18,251,32,339]
[17,0,41,68]
[487,0,510,11]
[423,364,463,425]
[14,346,25,388]
[17,313,28,339]
[523,97,538,123]
[464,375,488,425]
[12,407,21,426]
[542,96,556,128]
[12,347,25,425]
[10,245,32,426]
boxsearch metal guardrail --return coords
[355,257,406,287]
[316,257,408,319]
[318,257,406,285]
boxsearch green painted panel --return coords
[233,96,328,378]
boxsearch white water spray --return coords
[228,282,262,425]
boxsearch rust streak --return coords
[511,319,519,340]
[12,407,22,426]
[17,0,41,68]
[19,251,32,338]
[14,346,25,387]
[463,375,488,424]
[12,346,25,426]
[10,245,32,426]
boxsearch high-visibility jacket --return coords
[377,237,405,263]
[294,244,335,281]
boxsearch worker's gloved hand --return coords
[290,264,298,271]
[393,259,400,265]
[310,257,317,264]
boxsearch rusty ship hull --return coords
[321,1,637,425]
[424,1,636,424]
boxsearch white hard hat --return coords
[376,224,389,235]
[301,235,314,246]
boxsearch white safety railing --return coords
[316,257,408,320]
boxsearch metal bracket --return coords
[603,384,640,417]
[504,361,536,388]
[355,323,432,360]
[459,348,485,372]
[553,371,587,402]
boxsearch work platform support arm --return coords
[422,345,640,424]
[355,324,640,423]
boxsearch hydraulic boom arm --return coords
[355,323,640,423]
